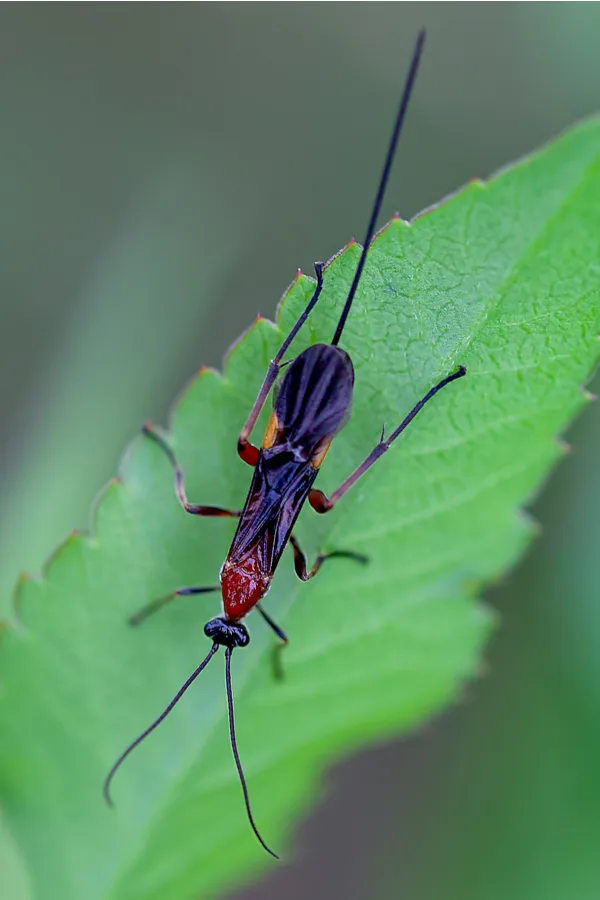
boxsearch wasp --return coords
[104,29,466,858]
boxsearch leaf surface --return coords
[2,119,600,900]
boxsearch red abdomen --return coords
[221,553,270,621]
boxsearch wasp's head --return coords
[204,616,250,649]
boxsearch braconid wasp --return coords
[104,29,466,858]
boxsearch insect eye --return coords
[232,625,250,648]
[204,616,226,643]
[204,617,250,648]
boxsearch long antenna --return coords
[103,643,219,806]
[331,29,426,347]
[224,647,279,859]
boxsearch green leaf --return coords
[2,118,600,900]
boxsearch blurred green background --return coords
[2,5,600,899]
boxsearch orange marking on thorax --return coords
[262,411,281,449]
[221,554,271,621]
[311,437,333,469]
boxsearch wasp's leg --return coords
[237,262,325,464]
[129,585,220,627]
[143,423,241,516]
[289,535,368,579]
[309,366,466,513]
[256,604,289,682]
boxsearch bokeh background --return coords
[2,5,600,899]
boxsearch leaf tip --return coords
[11,572,33,621]
[516,507,542,537]
[390,210,410,224]
[198,364,218,377]
[554,437,572,456]
[224,314,278,374]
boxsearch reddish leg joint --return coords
[308,489,332,514]
[238,439,260,467]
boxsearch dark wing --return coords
[228,454,318,567]
[274,344,354,457]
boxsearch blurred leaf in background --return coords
[389,383,600,900]
[2,116,600,898]
[2,5,600,900]
[0,121,600,900]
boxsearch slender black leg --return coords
[258,538,367,681]
[237,262,325,463]
[143,423,242,517]
[256,604,288,643]
[129,585,220,627]
[256,604,289,682]
[289,535,369,580]
[310,366,467,513]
